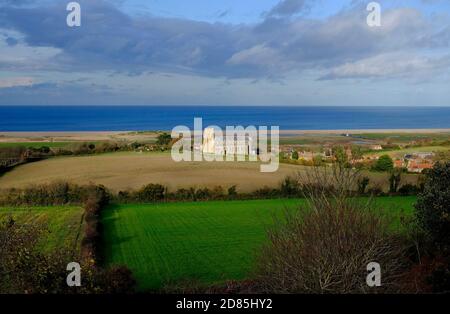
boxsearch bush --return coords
[252,187,280,199]
[256,198,406,293]
[0,182,110,207]
[398,184,419,196]
[136,184,166,202]
[156,132,172,146]
[195,188,211,200]
[389,171,402,194]
[280,176,300,197]
[227,185,238,199]
[368,185,384,196]
[357,176,370,195]
[0,217,136,294]
[408,162,450,293]
[416,162,450,249]
[372,155,394,172]
[256,165,406,293]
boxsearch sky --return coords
[0,0,449,106]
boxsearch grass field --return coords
[102,197,416,290]
[372,145,450,158]
[0,205,84,252]
[357,133,450,142]
[0,151,420,192]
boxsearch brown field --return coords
[0,151,419,192]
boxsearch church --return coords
[201,127,257,157]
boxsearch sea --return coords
[0,106,449,132]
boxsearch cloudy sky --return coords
[0,0,449,106]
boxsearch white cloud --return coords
[0,76,33,88]
[321,53,450,80]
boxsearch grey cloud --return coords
[0,0,448,81]
[266,0,308,18]
[4,36,17,46]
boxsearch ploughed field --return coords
[0,205,84,252]
[0,152,419,192]
[101,197,416,291]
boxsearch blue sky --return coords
[0,0,449,106]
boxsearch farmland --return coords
[0,205,84,252]
[102,197,416,290]
[0,152,304,192]
[0,142,73,149]
[0,151,420,192]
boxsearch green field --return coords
[357,133,450,142]
[0,205,84,252]
[102,197,416,290]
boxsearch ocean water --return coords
[0,106,449,131]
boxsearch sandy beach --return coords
[0,129,449,143]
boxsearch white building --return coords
[201,127,257,157]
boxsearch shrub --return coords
[372,155,394,172]
[368,185,384,196]
[357,176,370,195]
[99,266,136,294]
[415,162,450,249]
[227,185,238,199]
[398,184,419,196]
[0,182,110,207]
[280,176,300,197]
[156,132,172,146]
[389,171,402,193]
[313,155,324,166]
[195,188,211,200]
[256,165,407,293]
[173,188,195,201]
[136,184,166,202]
[416,162,450,248]
[256,198,406,293]
[0,217,136,294]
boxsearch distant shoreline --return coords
[0,129,449,143]
[1,129,450,135]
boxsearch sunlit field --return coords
[102,197,416,290]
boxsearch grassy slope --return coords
[102,197,416,290]
[0,206,84,252]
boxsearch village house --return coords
[369,144,383,151]
[407,160,434,173]
[403,152,435,173]
[394,159,405,169]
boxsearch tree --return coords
[313,155,324,166]
[373,155,393,172]
[291,151,299,160]
[332,146,348,166]
[389,171,402,193]
[351,146,363,161]
[156,133,172,146]
[357,176,370,195]
[415,162,450,248]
